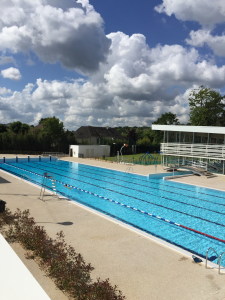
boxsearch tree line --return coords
[0,86,224,154]
[0,117,76,154]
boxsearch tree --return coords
[38,117,65,151]
[0,124,7,133]
[9,121,23,134]
[151,112,179,145]
[9,121,30,134]
[188,86,225,126]
[0,117,76,154]
[127,128,137,145]
[153,112,179,125]
[21,123,30,134]
[39,117,64,137]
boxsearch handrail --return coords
[161,142,225,159]
[205,247,219,269]
[39,173,48,201]
[39,172,58,201]
[182,160,207,169]
[218,252,225,274]
[125,165,133,173]
[42,152,66,157]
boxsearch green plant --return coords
[4,209,125,300]
[86,278,125,300]
[0,208,15,229]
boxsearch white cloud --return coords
[0,83,35,123]
[32,78,75,100]
[155,1,225,59]
[0,87,12,95]
[155,0,225,28]
[1,67,21,80]
[103,32,225,98]
[0,0,111,74]
[1,31,225,128]
[187,30,225,57]
[0,1,225,129]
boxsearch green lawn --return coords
[105,153,161,165]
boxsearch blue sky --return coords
[0,0,225,129]
[90,0,192,45]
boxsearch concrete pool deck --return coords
[1,156,225,299]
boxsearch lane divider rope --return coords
[17,162,225,228]
[56,161,225,201]
[36,161,225,213]
[2,163,225,244]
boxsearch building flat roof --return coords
[152,125,225,134]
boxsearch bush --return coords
[4,209,125,300]
[87,278,125,300]
[0,208,15,229]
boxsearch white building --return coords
[152,125,225,174]
[69,145,110,158]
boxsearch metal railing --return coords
[218,252,225,274]
[161,143,225,159]
[39,173,58,201]
[182,160,207,169]
[205,247,225,274]
[42,152,67,157]
[205,247,219,269]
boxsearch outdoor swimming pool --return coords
[1,157,225,265]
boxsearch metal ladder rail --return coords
[205,247,219,269]
[125,165,134,173]
[39,175,48,201]
[39,172,57,201]
[218,252,225,274]
[51,178,59,199]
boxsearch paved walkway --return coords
[1,157,225,299]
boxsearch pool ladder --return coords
[39,172,58,201]
[205,247,225,274]
[125,165,134,173]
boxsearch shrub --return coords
[4,209,125,300]
[0,208,15,230]
[86,278,125,300]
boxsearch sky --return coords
[0,0,225,130]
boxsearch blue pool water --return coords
[1,158,225,264]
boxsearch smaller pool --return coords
[149,171,193,179]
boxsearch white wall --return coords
[0,234,51,300]
[69,145,110,158]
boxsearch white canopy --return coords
[152,125,225,135]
